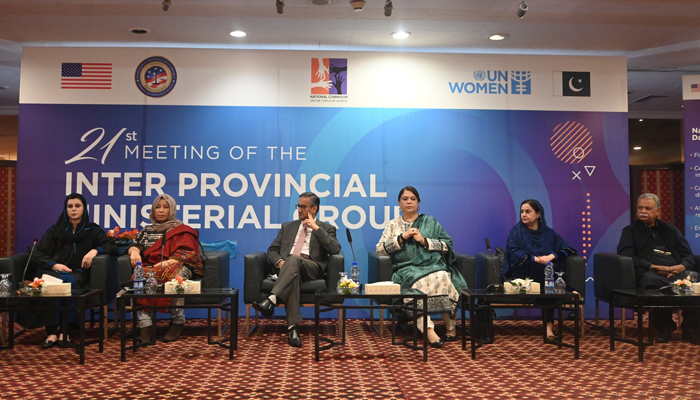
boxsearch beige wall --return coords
[0,115,18,161]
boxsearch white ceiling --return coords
[1,0,700,117]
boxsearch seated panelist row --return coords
[23,193,202,349]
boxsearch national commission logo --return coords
[310,58,348,104]
[135,56,177,97]
[449,70,532,95]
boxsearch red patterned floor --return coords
[1,318,699,399]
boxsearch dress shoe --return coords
[252,298,275,319]
[444,335,457,342]
[42,339,57,349]
[429,338,444,348]
[288,325,302,347]
[163,323,184,342]
[655,331,672,343]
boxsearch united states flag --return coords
[61,63,112,89]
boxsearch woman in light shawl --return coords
[503,199,577,339]
[376,186,467,348]
[127,194,203,344]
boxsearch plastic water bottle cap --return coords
[352,262,357,265]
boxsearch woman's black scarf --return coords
[49,193,98,247]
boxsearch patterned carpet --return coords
[1,317,700,400]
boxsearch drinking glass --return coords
[145,271,158,295]
[554,271,566,294]
[0,273,11,297]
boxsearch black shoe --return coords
[655,331,672,343]
[288,325,302,347]
[42,339,57,349]
[429,338,444,348]
[444,335,457,342]
[252,298,274,318]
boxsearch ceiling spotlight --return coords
[162,0,171,11]
[633,147,642,150]
[311,0,331,5]
[391,31,410,39]
[517,0,528,18]
[351,0,365,12]
[384,0,393,17]
[230,30,247,38]
[489,34,508,41]
[276,0,284,14]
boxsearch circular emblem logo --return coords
[135,56,177,97]
[473,70,486,81]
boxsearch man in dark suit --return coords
[617,193,700,345]
[253,192,342,347]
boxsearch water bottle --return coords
[350,262,360,285]
[544,262,554,294]
[134,261,144,294]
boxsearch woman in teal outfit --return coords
[376,186,468,348]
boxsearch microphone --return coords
[160,230,167,267]
[22,238,39,285]
[485,238,492,253]
[346,228,357,263]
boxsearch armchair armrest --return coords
[244,252,269,304]
[0,253,29,289]
[368,251,393,283]
[453,253,476,290]
[476,251,502,289]
[593,252,636,301]
[563,255,586,301]
[201,251,230,289]
[88,254,116,301]
[116,255,133,289]
[325,252,345,294]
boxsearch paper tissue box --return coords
[40,274,71,295]
[365,281,400,295]
[164,280,201,294]
[504,280,540,294]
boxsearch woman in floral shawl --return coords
[127,194,203,343]
[376,186,467,348]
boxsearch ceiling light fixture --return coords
[276,0,284,14]
[230,30,247,38]
[639,119,643,121]
[311,0,331,5]
[129,28,150,35]
[489,34,508,41]
[384,0,393,17]
[351,0,365,12]
[391,31,410,39]
[162,0,171,12]
[633,147,642,150]
[517,0,528,18]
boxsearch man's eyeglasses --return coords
[295,204,309,210]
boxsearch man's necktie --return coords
[291,224,307,256]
